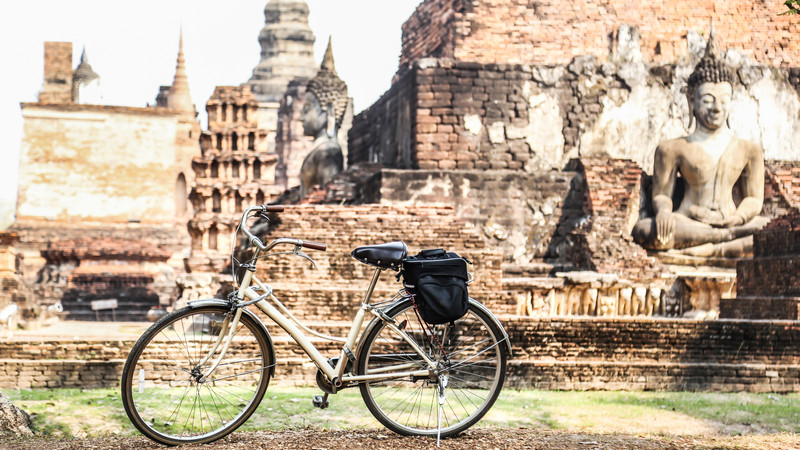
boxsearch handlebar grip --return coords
[262,205,285,212]
[302,240,327,251]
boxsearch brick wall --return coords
[737,211,800,298]
[347,71,415,168]
[766,161,800,213]
[400,0,799,68]
[39,42,72,104]
[4,317,800,391]
[18,104,192,224]
[413,61,541,170]
[351,58,800,176]
[724,211,800,319]
[252,204,502,292]
[562,159,658,277]
[740,211,800,294]
[378,169,575,264]
[400,0,462,68]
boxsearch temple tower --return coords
[245,0,318,151]
[187,85,280,273]
[166,31,195,115]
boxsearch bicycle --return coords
[121,204,511,445]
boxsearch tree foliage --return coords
[781,0,800,15]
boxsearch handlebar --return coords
[239,205,327,252]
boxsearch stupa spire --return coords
[167,29,195,115]
[320,36,336,74]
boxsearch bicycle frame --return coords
[196,263,438,387]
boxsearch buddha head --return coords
[302,38,348,139]
[686,27,737,132]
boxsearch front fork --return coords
[193,307,244,382]
[194,267,255,382]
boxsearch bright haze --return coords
[0,0,421,228]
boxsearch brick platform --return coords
[3,317,800,392]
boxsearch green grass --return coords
[5,387,800,438]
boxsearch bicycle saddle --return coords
[351,241,408,269]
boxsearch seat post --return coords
[362,267,383,305]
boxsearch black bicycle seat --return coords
[351,241,408,269]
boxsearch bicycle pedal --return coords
[312,394,329,409]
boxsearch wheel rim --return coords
[126,309,268,442]
[361,304,504,435]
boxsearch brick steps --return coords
[720,297,800,320]
[507,360,800,392]
[3,358,799,393]
[4,317,800,392]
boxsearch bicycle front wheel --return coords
[357,298,507,438]
[121,305,272,445]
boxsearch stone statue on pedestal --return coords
[633,28,768,257]
[299,38,348,197]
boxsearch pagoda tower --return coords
[167,30,195,116]
[245,0,318,149]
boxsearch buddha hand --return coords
[655,210,675,246]
[710,215,745,228]
[688,205,724,224]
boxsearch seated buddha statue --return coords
[299,38,348,197]
[632,29,769,257]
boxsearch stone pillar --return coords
[39,42,73,104]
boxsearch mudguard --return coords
[187,299,277,379]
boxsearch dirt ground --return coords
[2,428,800,450]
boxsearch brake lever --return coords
[292,245,318,269]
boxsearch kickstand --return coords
[436,374,448,446]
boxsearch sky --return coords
[0,0,422,228]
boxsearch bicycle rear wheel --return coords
[121,305,272,445]
[357,298,507,438]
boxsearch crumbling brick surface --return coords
[41,238,171,264]
[352,57,799,178]
[347,71,415,169]
[400,0,463,68]
[765,161,800,214]
[555,159,659,278]
[253,204,503,292]
[4,317,800,391]
[736,210,800,298]
[727,210,800,319]
[39,42,72,104]
[400,0,799,68]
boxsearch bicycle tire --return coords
[357,298,507,438]
[121,305,272,445]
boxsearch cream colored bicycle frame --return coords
[198,265,437,384]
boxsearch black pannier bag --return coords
[401,248,470,324]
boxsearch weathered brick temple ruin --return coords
[2,0,800,392]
